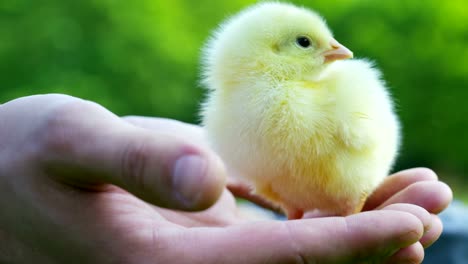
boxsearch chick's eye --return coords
[296,36,311,48]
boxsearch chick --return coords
[200,2,400,219]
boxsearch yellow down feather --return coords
[200,2,400,218]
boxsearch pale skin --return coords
[0,94,452,263]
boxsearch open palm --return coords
[0,95,452,264]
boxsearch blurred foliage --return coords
[1,0,467,198]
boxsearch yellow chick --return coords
[200,2,400,219]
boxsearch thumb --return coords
[38,100,226,211]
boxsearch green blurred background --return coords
[1,0,467,201]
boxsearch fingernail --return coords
[172,155,207,208]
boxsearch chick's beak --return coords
[323,39,353,63]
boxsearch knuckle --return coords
[36,100,101,161]
[120,139,151,191]
[281,223,309,264]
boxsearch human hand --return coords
[0,94,452,264]
[229,167,452,264]
[124,114,453,263]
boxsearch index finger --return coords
[165,209,428,264]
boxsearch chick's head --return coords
[202,2,353,86]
